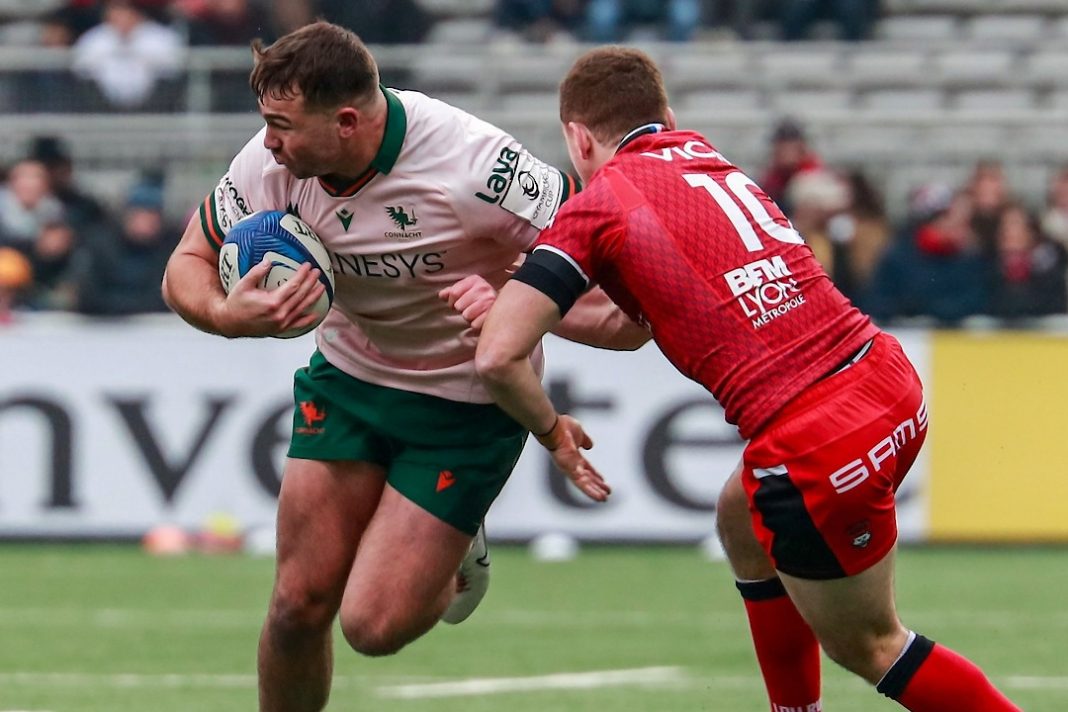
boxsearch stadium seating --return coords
[3,0,1068,220]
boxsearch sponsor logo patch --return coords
[723,256,806,329]
[475,146,563,229]
[436,470,456,492]
[385,205,422,239]
[335,207,354,231]
[295,401,327,435]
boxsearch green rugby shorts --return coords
[288,351,526,535]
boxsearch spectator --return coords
[28,136,107,228]
[39,9,76,47]
[0,159,65,254]
[76,180,175,315]
[866,185,992,325]
[0,247,33,324]
[11,10,85,113]
[967,159,1011,256]
[759,118,823,215]
[780,0,877,41]
[785,168,849,277]
[827,169,891,304]
[495,0,584,43]
[271,0,432,44]
[586,0,702,42]
[71,0,184,109]
[175,0,277,46]
[990,203,1067,319]
[27,221,80,311]
[1040,165,1068,250]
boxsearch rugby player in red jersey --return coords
[472,47,1021,712]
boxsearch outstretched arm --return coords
[162,213,325,338]
[475,280,610,502]
[440,275,649,350]
[552,286,650,350]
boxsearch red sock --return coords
[877,633,1021,711]
[737,578,822,712]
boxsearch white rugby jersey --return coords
[200,88,577,403]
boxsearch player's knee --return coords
[266,585,337,644]
[818,629,903,682]
[339,610,408,658]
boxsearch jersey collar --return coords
[317,86,407,198]
[616,123,666,152]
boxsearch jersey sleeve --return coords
[198,127,287,252]
[448,114,579,252]
[511,179,623,316]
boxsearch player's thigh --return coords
[273,457,387,609]
[778,548,905,677]
[342,483,472,618]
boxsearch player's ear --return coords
[564,121,594,159]
[665,108,678,131]
[336,107,359,138]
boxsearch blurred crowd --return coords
[494,0,879,44]
[0,0,880,111]
[0,136,176,323]
[3,120,1067,327]
[762,119,1068,325]
[2,0,1063,327]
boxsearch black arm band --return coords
[512,249,588,317]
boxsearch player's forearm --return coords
[477,280,566,437]
[476,348,559,438]
[552,287,651,350]
[161,252,232,336]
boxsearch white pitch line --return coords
[1006,676,1068,690]
[376,666,687,699]
[0,672,428,690]
[2,607,1066,631]
[3,670,1068,695]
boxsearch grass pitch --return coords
[0,545,1064,711]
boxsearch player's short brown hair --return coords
[250,21,379,111]
[559,46,669,144]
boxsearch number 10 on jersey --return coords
[683,172,805,253]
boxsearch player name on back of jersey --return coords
[724,255,806,329]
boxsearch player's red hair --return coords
[559,46,670,144]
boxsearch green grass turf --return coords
[0,545,1064,711]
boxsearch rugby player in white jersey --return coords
[162,21,645,712]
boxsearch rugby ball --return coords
[218,210,335,338]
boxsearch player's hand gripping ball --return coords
[218,210,335,338]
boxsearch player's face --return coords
[259,92,340,179]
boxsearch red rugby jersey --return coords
[519,129,878,438]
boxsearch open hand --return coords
[536,415,611,502]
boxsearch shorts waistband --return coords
[824,337,875,379]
